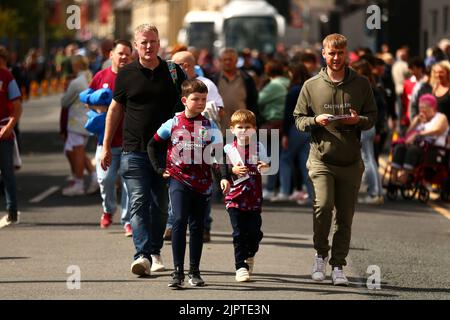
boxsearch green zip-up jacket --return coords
[293,67,377,166]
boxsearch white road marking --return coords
[0,215,11,228]
[29,186,60,203]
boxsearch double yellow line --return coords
[378,156,450,220]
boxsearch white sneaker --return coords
[131,255,151,276]
[311,253,328,282]
[262,189,275,199]
[270,193,290,202]
[86,179,100,195]
[150,254,165,272]
[359,195,384,205]
[235,267,250,282]
[62,183,85,197]
[245,256,255,274]
[331,267,349,286]
[289,190,308,201]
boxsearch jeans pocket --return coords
[120,154,129,175]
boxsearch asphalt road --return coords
[0,95,449,301]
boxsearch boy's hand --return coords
[257,161,269,174]
[0,125,13,140]
[220,179,230,195]
[162,170,171,179]
[232,165,248,177]
[90,105,107,113]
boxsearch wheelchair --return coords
[382,139,450,203]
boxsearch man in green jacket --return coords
[293,33,377,286]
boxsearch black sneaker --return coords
[188,270,205,287]
[6,210,18,224]
[168,268,185,289]
[203,229,211,243]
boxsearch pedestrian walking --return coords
[293,33,377,286]
[169,50,225,243]
[223,109,269,282]
[212,48,259,135]
[60,55,98,196]
[147,78,230,288]
[100,24,186,276]
[85,39,133,236]
[0,46,22,224]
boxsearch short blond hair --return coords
[323,33,347,49]
[430,60,450,88]
[230,109,257,128]
[134,24,159,39]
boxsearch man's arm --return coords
[293,85,322,131]
[0,99,22,140]
[147,136,166,176]
[100,99,123,170]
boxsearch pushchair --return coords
[382,139,449,203]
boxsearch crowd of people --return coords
[1,25,450,288]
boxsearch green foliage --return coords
[0,8,24,39]
[1,1,75,49]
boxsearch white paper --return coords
[226,145,250,185]
[327,114,353,121]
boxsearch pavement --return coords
[1,95,449,304]
[0,200,377,300]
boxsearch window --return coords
[431,10,438,36]
[444,6,449,32]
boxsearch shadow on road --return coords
[19,131,97,154]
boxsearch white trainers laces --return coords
[333,268,348,283]
[313,256,326,273]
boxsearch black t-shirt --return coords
[113,58,186,152]
[436,89,450,123]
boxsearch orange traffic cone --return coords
[41,79,49,96]
[21,85,28,101]
[30,81,39,98]
[50,78,59,93]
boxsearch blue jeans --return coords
[0,140,17,211]
[120,151,168,260]
[95,145,130,225]
[279,126,313,197]
[361,127,383,197]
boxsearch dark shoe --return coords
[188,270,205,287]
[203,229,211,243]
[6,210,18,224]
[168,267,185,289]
[163,228,172,241]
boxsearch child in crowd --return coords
[224,110,270,282]
[147,78,230,289]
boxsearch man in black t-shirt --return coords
[100,24,186,277]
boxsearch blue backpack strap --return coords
[166,60,179,88]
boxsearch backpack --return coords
[166,60,180,94]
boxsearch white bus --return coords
[178,0,285,55]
